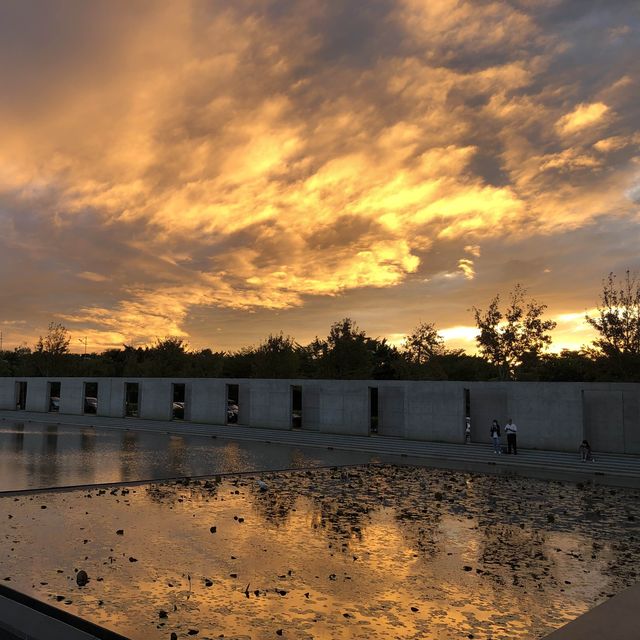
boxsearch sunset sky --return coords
[1,0,639,354]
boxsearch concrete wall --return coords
[0,380,15,410]
[95,380,110,418]
[301,384,321,432]
[0,377,638,454]
[301,381,369,436]
[25,378,48,413]
[378,384,406,438]
[583,384,640,455]
[190,379,226,425]
[469,385,507,443]
[108,380,126,418]
[59,379,84,415]
[405,382,466,442]
[139,379,173,421]
[246,380,292,430]
[623,388,640,454]
[506,382,584,452]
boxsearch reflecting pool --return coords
[1,465,639,639]
[0,420,378,491]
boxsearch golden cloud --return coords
[556,102,611,136]
[0,1,637,348]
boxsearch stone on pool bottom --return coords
[2,465,639,640]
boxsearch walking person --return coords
[490,419,501,454]
[505,418,518,455]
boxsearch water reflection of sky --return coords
[1,466,639,640]
[0,420,378,491]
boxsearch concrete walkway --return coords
[2,410,639,488]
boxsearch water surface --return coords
[0,420,377,491]
[1,465,639,639]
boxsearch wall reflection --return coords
[12,422,24,453]
[120,430,140,482]
[39,425,59,487]
[0,420,375,492]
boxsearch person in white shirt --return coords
[504,418,518,455]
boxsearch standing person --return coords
[505,418,518,455]
[490,419,501,454]
[465,417,471,444]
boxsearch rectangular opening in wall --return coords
[125,382,139,417]
[226,384,239,424]
[291,385,302,429]
[369,386,379,435]
[48,381,61,412]
[464,388,471,443]
[15,382,27,410]
[172,383,186,420]
[84,382,98,414]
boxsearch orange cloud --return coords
[0,1,637,350]
[556,102,610,136]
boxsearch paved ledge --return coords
[543,581,640,640]
[2,411,639,488]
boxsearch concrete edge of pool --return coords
[0,584,129,640]
[541,581,640,640]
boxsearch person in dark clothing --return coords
[579,440,595,462]
[504,418,518,455]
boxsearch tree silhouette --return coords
[586,270,640,357]
[34,322,71,376]
[250,332,301,378]
[473,285,556,380]
[310,318,374,379]
[402,321,446,365]
[35,322,70,355]
[585,270,640,380]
